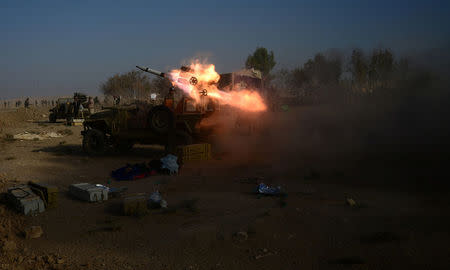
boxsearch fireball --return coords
[168,61,267,112]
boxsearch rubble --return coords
[13,131,65,141]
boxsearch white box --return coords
[7,185,45,215]
[69,183,108,202]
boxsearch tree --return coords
[245,47,276,79]
[349,49,368,88]
[291,68,309,89]
[100,70,153,100]
[151,77,172,97]
[369,49,394,89]
[302,53,342,86]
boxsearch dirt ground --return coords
[1,107,450,270]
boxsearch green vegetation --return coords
[245,47,276,80]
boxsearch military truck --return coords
[49,93,89,123]
[81,67,215,155]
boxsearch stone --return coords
[0,239,17,252]
[25,226,43,239]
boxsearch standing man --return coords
[88,97,95,114]
[24,98,30,108]
[73,95,80,118]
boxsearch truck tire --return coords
[148,105,174,135]
[49,113,56,123]
[82,129,105,155]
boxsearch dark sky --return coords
[1,0,449,99]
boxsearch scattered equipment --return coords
[28,181,59,209]
[7,185,45,215]
[69,183,108,202]
[177,143,212,162]
[123,194,148,216]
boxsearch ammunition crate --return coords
[66,118,84,126]
[69,183,108,202]
[123,194,148,216]
[177,143,211,162]
[28,181,59,209]
[7,185,45,215]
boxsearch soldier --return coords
[88,97,95,114]
[73,95,80,118]
[24,98,30,108]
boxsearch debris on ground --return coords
[257,183,284,196]
[149,191,168,209]
[24,226,43,239]
[13,131,65,141]
[69,183,108,202]
[252,248,277,260]
[346,198,368,208]
[28,181,59,209]
[112,155,180,181]
[108,187,128,198]
[111,163,154,181]
[123,194,148,217]
[346,198,357,207]
[7,185,46,215]
[160,154,179,174]
[232,231,248,242]
[122,191,168,216]
[177,143,212,162]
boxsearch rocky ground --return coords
[1,107,449,270]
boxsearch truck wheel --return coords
[49,113,56,123]
[82,129,105,155]
[149,105,174,134]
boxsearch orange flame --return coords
[168,61,267,112]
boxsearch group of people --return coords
[72,96,96,118]
[1,98,57,109]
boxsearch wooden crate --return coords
[123,194,148,216]
[177,143,211,162]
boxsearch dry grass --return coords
[0,108,47,130]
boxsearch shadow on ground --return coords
[32,144,166,158]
